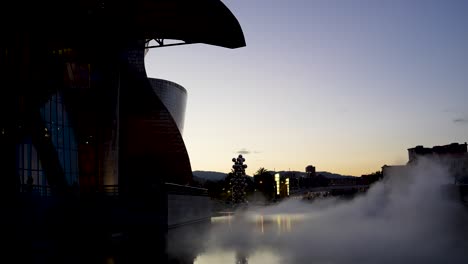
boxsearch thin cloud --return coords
[453,118,468,123]
[235,148,261,155]
[236,148,251,155]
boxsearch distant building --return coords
[408,142,467,163]
[383,142,468,183]
[305,165,316,177]
[328,177,360,186]
[407,142,468,180]
[274,173,290,198]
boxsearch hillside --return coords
[192,171,227,182]
[275,170,354,178]
[193,170,353,181]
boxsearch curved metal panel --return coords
[119,42,193,191]
[148,78,187,134]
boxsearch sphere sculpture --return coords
[231,154,248,204]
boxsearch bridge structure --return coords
[289,184,370,199]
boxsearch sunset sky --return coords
[145,0,468,176]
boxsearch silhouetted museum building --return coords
[382,142,468,204]
[1,0,245,255]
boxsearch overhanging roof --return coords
[136,1,246,49]
[4,0,246,49]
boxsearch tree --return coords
[253,167,275,201]
[255,167,269,176]
[360,171,383,185]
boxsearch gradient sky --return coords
[145,0,468,176]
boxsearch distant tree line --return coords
[192,168,384,203]
[360,171,383,185]
[192,169,255,203]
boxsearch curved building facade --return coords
[149,78,187,134]
[2,0,245,258]
[2,0,245,199]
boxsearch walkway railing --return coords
[101,185,119,196]
[18,183,208,197]
[19,184,53,197]
[165,183,208,196]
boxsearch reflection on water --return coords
[210,212,304,234]
[188,212,303,264]
[21,210,301,263]
[194,249,281,264]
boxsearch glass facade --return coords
[7,40,193,196]
[16,91,80,195]
[39,91,79,186]
[16,138,46,195]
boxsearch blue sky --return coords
[145,0,468,176]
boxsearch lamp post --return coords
[231,154,248,205]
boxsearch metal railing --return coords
[99,183,209,196]
[18,183,208,197]
[165,183,208,196]
[101,185,119,196]
[19,184,53,197]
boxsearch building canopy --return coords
[136,0,246,49]
[5,0,245,49]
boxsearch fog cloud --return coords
[202,157,468,264]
